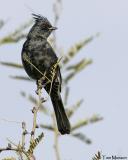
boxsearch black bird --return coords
[21,14,70,134]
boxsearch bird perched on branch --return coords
[21,14,70,134]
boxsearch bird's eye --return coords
[42,24,47,29]
[42,23,51,30]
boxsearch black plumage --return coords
[21,14,70,134]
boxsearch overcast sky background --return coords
[0,0,128,159]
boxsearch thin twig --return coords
[92,151,101,160]
[39,124,54,131]
[52,1,62,160]
[21,122,27,149]
[23,53,51,83]
[30,79,42,142]
[0,147,30,160]
[6,138,18,148]
[0,118,21,124]
[52,0,62,48]
[0,20,32,45]
[71,115,103,131]
[64,86,69,105]
[52,114,60,160]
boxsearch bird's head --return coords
[28,14,57,39]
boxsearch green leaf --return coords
[2,158,16,160]
[0,20,4,29]
[0,34,26,44]
[10,75,32,81]
[0,61,23,69]
[92,151,101,160]
[0,20,32,45]
[39,124,54,131]
[89,114,103,123]
[71,115,103,131]
[66,58,92,71]
[67,99,84,118]
[64,58,92,83]
[71,132,91,144]
[62,34,98,64]
[64,86,70,105]
[27,132,44,156]
[64,72,74,84]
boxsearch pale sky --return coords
[0,0,128,159]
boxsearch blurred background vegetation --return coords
[0,0,102,159]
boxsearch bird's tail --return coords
[51,94,71,134]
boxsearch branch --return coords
[0,61,23,69]
[21,122,27,149]
[92,151,101,160]
[0,20,5,29]
[0,146,30,160]
[20,92,49,115]
[52,114,60,160]
[62,35,97,65]
[39,124,54,131]
[30,79,42,141]
[10,75,32,81]
[66,99,84,118]
[0,20,32,45]
[64,58,92,83]
[71,132,91,144]
[64,86,69,105]
[52,0,62,48]
[71,115,103,131]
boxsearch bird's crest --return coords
[32,13,49,23]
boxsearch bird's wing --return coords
[46,44,62,90]
[57,67,62,92]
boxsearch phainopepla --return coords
[21,14,70,134]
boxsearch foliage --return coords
[0,0,102,159]
[92,151,101,160]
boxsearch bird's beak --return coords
[49,26,58,30]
